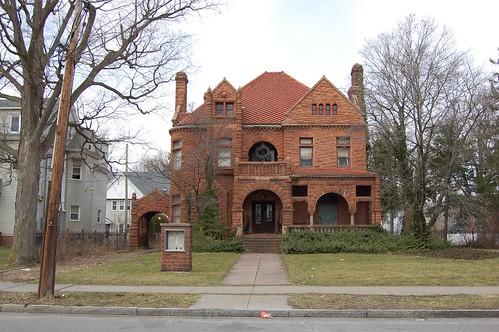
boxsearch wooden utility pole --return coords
[38,0,84,299]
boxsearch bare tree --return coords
[0,0,219,263]
[362,15,489,240]
[170,111,233,221]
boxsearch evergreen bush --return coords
[281,229,450,254]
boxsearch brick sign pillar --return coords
[160,223,192,272]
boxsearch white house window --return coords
[70,205,80,221]
[119,200,125,211]
[10,114,20,133]
[97,210,101,223]
[112,200,117,211]
[71,166,81,180]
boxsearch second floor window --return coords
[218,138,232,167]
[10,114,20,133]
[172,140,182,170]
[299,138,313,167]
[337,137,350,167]
[72,166,81,180]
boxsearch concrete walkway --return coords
[1,253,499,314]
[196,253,291,309]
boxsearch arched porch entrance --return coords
[243,189,283,234]
[315,193,350,225]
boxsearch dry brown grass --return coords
[289,294,499,310]
[0,291,198,308]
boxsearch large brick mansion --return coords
[168,64,381,234]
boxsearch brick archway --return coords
[130,190,170,248]
[232,182,292,230]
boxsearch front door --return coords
[319,204,337,225]
[252,201,275,233]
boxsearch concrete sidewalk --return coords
[1,253,498,316]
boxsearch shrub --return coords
[281,229,450,254]
[191,203,245,252]
[192,230,245,252]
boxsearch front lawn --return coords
[283,253,499,286]
[55,252,240,286]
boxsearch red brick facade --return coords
[169,66,381,235]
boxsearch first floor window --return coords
[70,205,80,221]
[299,138,313,167]
[97,210,102,223]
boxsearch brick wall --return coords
[130,191,170,248]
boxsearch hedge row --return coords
[281,229,450,254]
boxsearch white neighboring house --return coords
[106,172,169,234]
[0,99,109,246]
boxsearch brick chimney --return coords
[172,71,188,126]
[348,64,366,114]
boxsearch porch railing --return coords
[235,160,291,176]
[286,224,381,233]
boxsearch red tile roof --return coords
[240,72,309,125]
[175,72,310,126]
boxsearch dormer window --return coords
[226,103,234,116]
[215,102,234,117]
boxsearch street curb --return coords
[1,304,498,318]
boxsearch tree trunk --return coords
[12,137,43,264]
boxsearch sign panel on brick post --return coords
[160,223,192,272]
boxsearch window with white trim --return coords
[70,205,80,221]
[71,166,81,180]
[10,114,20,133]
[112,200,117,211]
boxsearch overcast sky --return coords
[123,0,498,165]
